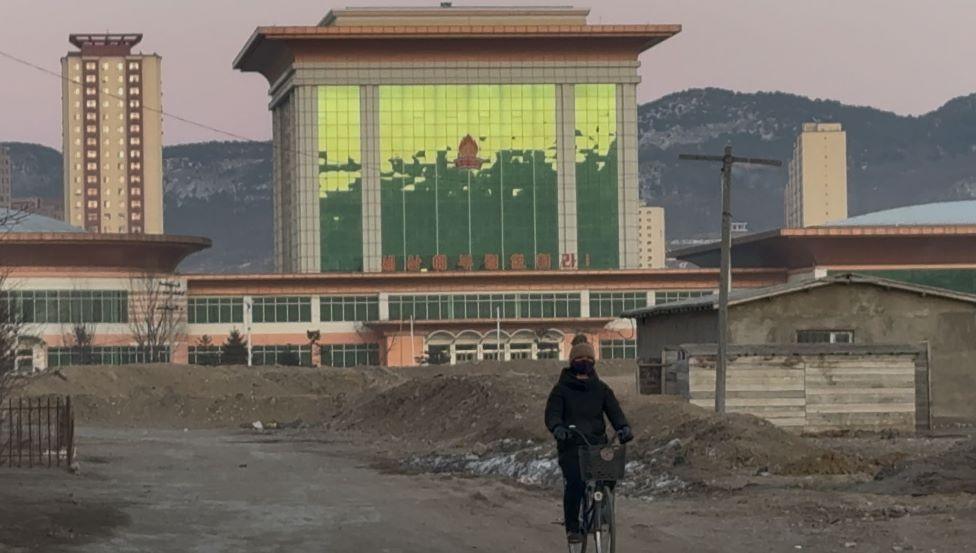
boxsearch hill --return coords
[3,88,974,272]
[639,88,976,240]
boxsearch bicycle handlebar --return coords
[566,425,621,448]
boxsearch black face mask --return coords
[570,359,594,375]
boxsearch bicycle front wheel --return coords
[590,488,615,553]
[577,493,592,553]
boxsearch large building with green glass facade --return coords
[234,5,680,273]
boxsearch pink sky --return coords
[1,0,975,148]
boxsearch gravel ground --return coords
[2,427,975,553]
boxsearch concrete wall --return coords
[634,283,976,426]
[636,309,717,361]
[728,284,976,426]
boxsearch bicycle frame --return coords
[567,425,619,553]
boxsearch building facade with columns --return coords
[233,5,680,273]
[6,211,976,369]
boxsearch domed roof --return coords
[0,208,84,233]
[832,201,976,226]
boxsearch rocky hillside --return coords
[1,140,274,273]
[162,142,273,273]
[640,89,976,240]
[4,88,975,272]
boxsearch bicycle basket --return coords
[579,444,626,481]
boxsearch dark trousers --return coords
[558,448,585,533]
[558,446,617,534]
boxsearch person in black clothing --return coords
[544,337,633,544]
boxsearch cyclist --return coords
[544,336,634,545]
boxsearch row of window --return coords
[187,295,391,324]
[44,332,852,368]
[47,346,170,368]
[186,344,380,368]
[321,296,379,323]
[251,345,312,366]
[79,61,141,72]
[389,293,582,321]
[77,74,139,85]
[79,86,141,96]
[322,344,380,367]
[590,292,648,318]
[184,291,713,324]
[654,290,713,305]
[2,290,128,324]
[0,289,708,327]
[188,297,244,324]
[600,339,637,359]
[252,297,312,323]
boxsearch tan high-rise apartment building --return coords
[638,204,666,269]
[62,34,163,234]
[0,147,11,209]
[784,122,848,228]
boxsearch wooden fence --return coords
[0,396,75,469]
[654,344,928,432]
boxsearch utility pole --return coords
[244,297,253,367]
[678,145,781,413]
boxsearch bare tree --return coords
[0,209,29,406]
[128,272,185,363]
[62,322,97,365]
[0,276,25,407]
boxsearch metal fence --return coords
[0,396,75,469]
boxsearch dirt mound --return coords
[621,397,865,477]
[332,373,551,445]
[333,369,861,477]
[22,364,397,428]
[867,438,976,495]
[18,362,864,479]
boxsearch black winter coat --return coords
[544,368,629,451]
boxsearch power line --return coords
[0,47,340,167]
[0,48,267,144]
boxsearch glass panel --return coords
[575,84,619,269]
[379,84,558,271]
[319,86,364,271]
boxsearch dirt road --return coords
[3,428,975,553]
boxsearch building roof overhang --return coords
[672,225,976,270]
[233,23,681,81]
[623,272,976,319]
[0,233,211,274]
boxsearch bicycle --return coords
[566,425,626,553]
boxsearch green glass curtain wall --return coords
[318,86,364,272]
[575,84,619,269]
[378,84,559,270]
[316,83,625,273]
